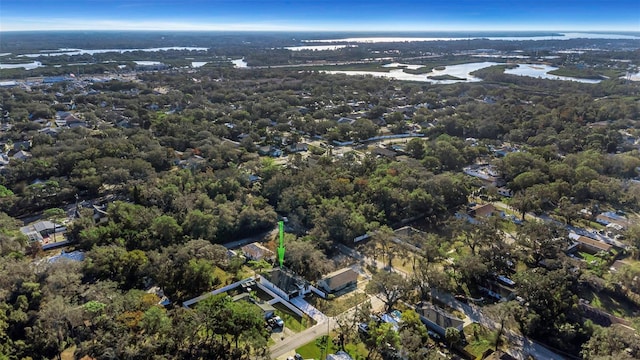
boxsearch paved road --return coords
[339,242,568,360]
[431,291,567,360]
[270,295,385,359]
[493,201,628,250]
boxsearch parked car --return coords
[358,323,369,334]
[269,315,284,328]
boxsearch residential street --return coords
[431,290,569,360]
[270,295,385,359]
[339,242,568,360]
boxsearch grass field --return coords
[580,287,638,319]
[273,302,314,333]
[307,292,369,317]
[296,335,369,360]
[463,323,495,359]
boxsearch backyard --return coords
[296,334,369,360]
[274,302,314,333]
[463,323,496,360]
[306,291,369,317]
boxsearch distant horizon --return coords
[1,30,640,34]
[1,0,638,32]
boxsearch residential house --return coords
[567,233,612,255]
[317,267,358,295]
[20,220,66,243]
[288,143,309,153]
[92,204,109,224]
[596,211,629,229]
[0,153,9,167]
[372,147,397,159]
[258,268,311,301]
[463,165,503,186]
[241,242,275,262]
[258,145,283,157]
[468,203,495,218]
[497,187,513,197]
[38,127,59,137]
[12,140,31,151]
[12,150,32,161]
[146,286,171,306]
[416,303,464,337]
[337,117,356,125]
[479,277,516,302]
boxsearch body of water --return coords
[191,61,208,68]
[504,64,602,83]
[133,61,163,66]
[304,32,640,43]
[324,61,500,84]
[324,61,604,84]
[0,61,42,70]
[231,58,248,68]
[382,62,424,70]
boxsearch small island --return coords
[427,74,466,81]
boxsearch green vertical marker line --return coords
[277,221,285,268]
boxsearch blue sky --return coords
[1,0,639,32]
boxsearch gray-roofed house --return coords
[12,150,31,161]
[337,117,356,125]
[372,147,397,159]
[258,268,311,301]
[288,142,309,153]
[416,303,464,337]
[20,220,66,243]
[317,267,358,295]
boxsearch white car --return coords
[271,315,284,327]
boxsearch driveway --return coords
[271,295,385,359]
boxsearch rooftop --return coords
[416,303,465,331]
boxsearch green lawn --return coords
[463,323,495,360]
[307,292,369,317]
[580,287,638,319]
[296,335,369,360]
[273,302,314,333]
